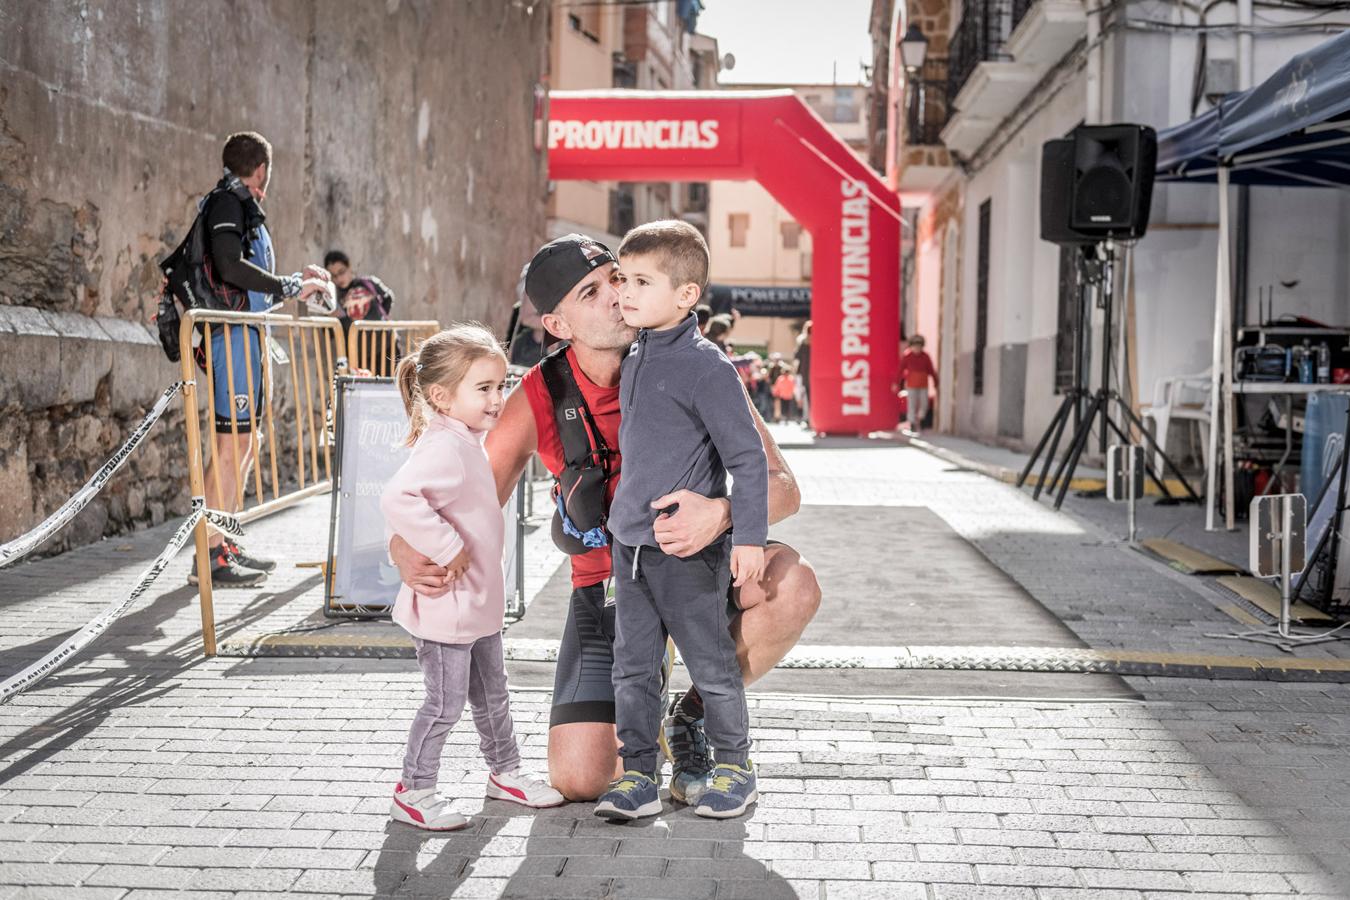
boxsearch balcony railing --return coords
[948,0,1014,106]
[1012,0,1035,31]
[906,57,950,146]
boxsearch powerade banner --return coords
[706,284,811,319]
[547,90,902,435]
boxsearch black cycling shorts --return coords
[546,541,777,729]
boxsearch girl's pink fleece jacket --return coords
[380,412,505,644]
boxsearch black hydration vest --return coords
[154,176,265,362]
[540,344,614,555]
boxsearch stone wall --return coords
[0,0,550,554]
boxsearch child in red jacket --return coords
[898,335,938,434]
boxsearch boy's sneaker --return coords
[224,540,276,573]
[694,761,758,819]
[390,784,469,831]
[594,771,662,822]
[486,769,565,808]
[660,697,713,805]
[187,545,267,588]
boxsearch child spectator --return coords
[597,220,768,822]
[899,334,938,434]
[381,325,563,830]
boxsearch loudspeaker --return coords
[1040,124,1157,245]
[1040,137,1089,245]
[1070,124,1156,238]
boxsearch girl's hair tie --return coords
[415,363,424,374]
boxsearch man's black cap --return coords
[524,234,617,315]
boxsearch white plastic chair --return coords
[1140,372,1213,478]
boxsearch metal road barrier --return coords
[178,308,345,655]
[347,320,440,377]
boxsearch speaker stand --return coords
[1017,242,1201,510]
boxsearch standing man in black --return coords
[191,131,333,587]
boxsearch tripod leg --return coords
[1054,392,1105,510]
[1117,400,1202,502]
[1020,393,1073,489]
[1033,394,1074,500]
[1046,396,1094,501]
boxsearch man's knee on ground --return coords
[548,764,613,802]
[548,723,620,801]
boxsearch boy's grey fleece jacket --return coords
[608,313,769,549]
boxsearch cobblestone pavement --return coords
[1,431,1348,898]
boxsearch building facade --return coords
[547,0,720,244]
[874,0,1350,448]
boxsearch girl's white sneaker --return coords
[390,784,469,831]
[486,769,566,808]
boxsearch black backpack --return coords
[154,177,262,362]
[540,345,615,555]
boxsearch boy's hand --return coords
[444,546,471,584]
[730,545,765,588]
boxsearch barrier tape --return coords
[0,498,241,705]
[0,382,185,570]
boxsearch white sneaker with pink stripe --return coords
[390,783,469,831]
[486,769,566,808]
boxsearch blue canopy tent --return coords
[1154,30,1350,530]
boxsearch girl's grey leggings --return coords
[401,631,521,790]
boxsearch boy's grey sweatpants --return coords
[402,631,521,790]
[611,537,749,775]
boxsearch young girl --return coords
[381,324,563,831]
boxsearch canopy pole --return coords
[1206,165,1231,531]
[1220,167,1237,530]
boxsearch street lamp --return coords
[899,23,928,73]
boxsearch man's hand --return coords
[650,490,732,558]
[390,534,451,597]
[730,545,765,588]
[444,546,471,584]
[299,277,337,313]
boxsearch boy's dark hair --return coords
[694,304,712,328]
[618,219,710,293]
[222,131,273,178]
[324,250,350,268]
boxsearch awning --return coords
[1151,29,1350,531]
[706,283,811,318]
[1157,30,1350,188]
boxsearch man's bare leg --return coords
[732,543,821,685]
[547,724,624,802]
[203,433,254,549]
[546,544,820,801]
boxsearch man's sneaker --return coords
[694,761,758,819]
[486,769,565,808]
[593,771,662,822]
[660,697,713,805]
[187,546,266,588]
[225,540,276,573]
[390,783,469,831]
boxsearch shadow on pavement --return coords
[0,575,321,782]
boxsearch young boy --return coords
[595,220,769,822]
[899,335,938,434]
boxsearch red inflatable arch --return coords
[547,90,901,435]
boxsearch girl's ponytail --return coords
[396,351,426,446]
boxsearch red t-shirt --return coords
[519,348,623,588]
[898,349,936,390]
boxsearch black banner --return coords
[706,283,811,319]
